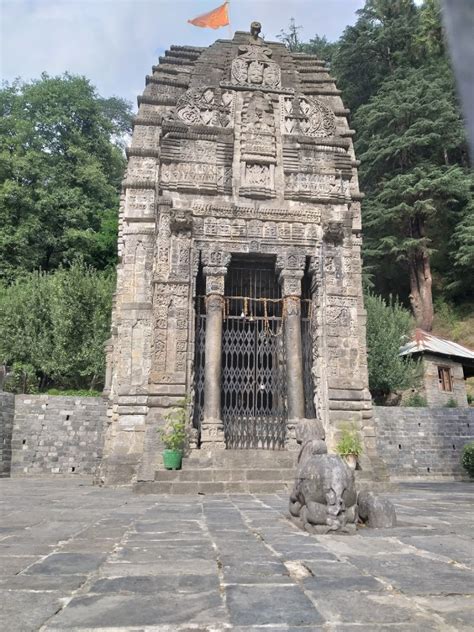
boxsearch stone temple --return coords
[99,24,386,486]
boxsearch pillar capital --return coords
[276,249,306,274]
[201,248,231,269]
[202,249,231,296]
[279,269,304,298]
[203,268,227,296]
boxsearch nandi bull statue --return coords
[289,420,396,534]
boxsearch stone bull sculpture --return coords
[289,420,396,534]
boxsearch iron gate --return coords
[221,310,286,449]
[193,257,315,449]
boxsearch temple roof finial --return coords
[250,21,262,41]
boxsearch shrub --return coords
[0,261,114,392]
[445,397,458,408]
[335,423,363,456]
[403,392,427,407]
[461,442,474,478]
[365,292,420,404]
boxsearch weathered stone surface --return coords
[290,453,358,533]
[0,469,472,631]
[357,490,397,528]
[100,24,379,485]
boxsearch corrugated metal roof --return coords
[399,329,474,361]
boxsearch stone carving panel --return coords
[239,92,276,198]
[125,189,155,220]
[151,283,189,381]
[155,210,171,281]
[231,45,281,88]
[161,162,232,194]
[285,173,349,201]
[175,88,234,128]
[280,95,336,137]
[326,296,358,337]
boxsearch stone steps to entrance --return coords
[134,449,299,494]
[133,449,391,494]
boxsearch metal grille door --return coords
[221,315,286,449]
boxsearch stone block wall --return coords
[422,354,468,407]
[0,392,15,476]
[6,395,106,477]
[374,406,474,478]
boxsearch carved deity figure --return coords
[289,420,358,534]
[246,91,273,131]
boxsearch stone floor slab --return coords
[0,478,472,631]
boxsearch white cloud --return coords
[1,0,364,105]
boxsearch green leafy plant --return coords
[461,442,474,478]
[335,424,363,457]
[403,392,428,407]
[445,397,458,408]
[158,399,188,452]
[365,292,420,404]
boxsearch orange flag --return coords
[188,2,230,29]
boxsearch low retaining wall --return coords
[1,394,106,477]
[1,395,473,479]
[0,392,15,476]
[374,406,474,478]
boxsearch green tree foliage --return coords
[0,261,114,392]
[355,62,472,328]
[332,0,419,111]
[327,0,473,330]
[365,293,419,403]
[0,73,132,283]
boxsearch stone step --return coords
[183,449,299,469]
[154,467,295,483]
[134,480,293,495]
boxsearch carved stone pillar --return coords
[277,251,308,449]
[201,250,231,449]
[280,270,305,421]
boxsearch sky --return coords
[1,0,365,107]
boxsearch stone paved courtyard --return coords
[0,479,472,631]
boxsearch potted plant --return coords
[335,423,363,470]
[158,399,187,470]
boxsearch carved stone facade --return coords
[99,28,385,485]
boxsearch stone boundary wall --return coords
[0,395,106,477]
[0,392,15,476]
[1,395,474,479]
[374,406,474,478]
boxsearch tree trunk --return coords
[408,250,434,332]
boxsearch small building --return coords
[400,330,474,408]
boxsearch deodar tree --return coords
[355,63,470,331]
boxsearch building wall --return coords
[0,392,15,476]
[5,395,106,477]
[374,406,474,478]
[422,354,468,407]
